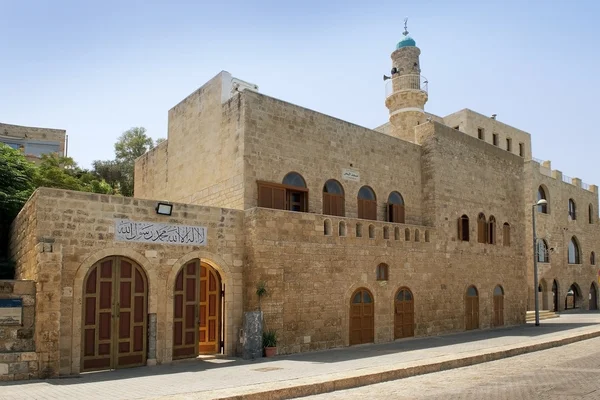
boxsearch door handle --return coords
[116,302,120,318]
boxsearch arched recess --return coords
[166,251,238,361]
[589,282,598,310]
[552,279,559,312]
[565,283,583,310]
[349,288,374,345]
[71,248,154,375]
[323,179,345,217]
[465,285,479,330]
[477,213,487,243]
[387,191,405,223]
[394,287,414,339]
[357,186,377,220]
[539,278,549,310]
[487,216,496,244]
[568,236,581,264]
[81,256,148,372]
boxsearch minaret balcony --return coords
[385,74,428,98]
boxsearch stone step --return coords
[526,310,560,322]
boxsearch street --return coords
[302,336,600,400]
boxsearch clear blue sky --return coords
[1,0,599,185]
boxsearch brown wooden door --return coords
[358,199,377,220]
[394,288,414,339]
[199,263,221,354]
[388,204,405,223]
[590,284,598,310]
[349,289,374,345]
[173,261,200,360]
[323,193,344,217]
[493,287,504,327]
[82,257,147,372]
[465,286,479,330]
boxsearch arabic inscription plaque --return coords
[115,219,207,246]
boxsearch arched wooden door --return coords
[394,287,414,339]
[173,261,222,360]
[589,284,598,310]
[493,285,504,327]
[465,286,479,330]
[349,288,374,345]
[82,257,148,372]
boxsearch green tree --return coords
[0,144,35,222]
[34,154,114,194]
[115,127,154,164]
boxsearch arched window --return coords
[356,223,363,238]
[537,239,549,263]
[589,204,594,224]
[568,198,576,220]
[503,223,510,246]
[257,171,308,212]
[357,186,377,220]
[458,214,469,241]
[591,251,596,265]
[323,179,345,217]
[487,216,496,244]
[568,236,581,264]
[376,263,389,281]
[537,186,548,214]
[405,228,410,241]
[383,226,390,239]
[477,213,487,243]
[387,191,405,223]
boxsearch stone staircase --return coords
[526,310,560,322]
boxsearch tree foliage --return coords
[0,144,35,221]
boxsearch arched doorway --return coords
[82,256,148,372]
[394,287,414,339]
[349,288,374,345]
[565,283,582,310]
[552,280,559,311]
[465,286,479,330]
[173,260,223,360]
[493,285,504,327]
[590,283,598,310]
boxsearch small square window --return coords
[477,128,484,140]
[493,134,499,146]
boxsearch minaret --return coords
[385,19,428,142]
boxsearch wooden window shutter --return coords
[396,204,405,223]
[323,193,332,215]
[273,187,286,210]
[335,196,344,217]
[367,200,377,220]
[258,182,286,210]
[477,219,486,243]
[358,199,365,219]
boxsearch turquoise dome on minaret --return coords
[396,18,416,49]
[396,35,416,49]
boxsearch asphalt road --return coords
[301,336,600,400]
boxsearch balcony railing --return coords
[385,75,428,98]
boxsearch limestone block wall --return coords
[244,207,526,355]
[9,190,39,281]
[443,109,532,160]
[134,71,245,210]
[10,188,245,377]
[0,280,37,381]
[241,91,425,224]
[523,160,600,311]
[0,122,66,159]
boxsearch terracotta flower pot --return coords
[264,346,277,357]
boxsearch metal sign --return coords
[0,299,22,325]
[115,219,207,246]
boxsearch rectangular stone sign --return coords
[0,299,22,325]
[341,168,360,182]
[115,219,207,246]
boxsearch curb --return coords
[212,329,600,400]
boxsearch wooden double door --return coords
[465,286,479,330]
[394,288,414,339]
[82,257,148,372]
[173,261,223,359]
[350,288,374,345]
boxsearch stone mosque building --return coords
[3,24,599,380]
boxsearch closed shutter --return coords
[323,193,332,215]
[477,219,486,243]
[258,183,286,210]
[389,204,405,223]
[365,200,377,220]
[358,199,365,219]
[457,217,463,240]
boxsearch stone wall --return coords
[9,188,245,376]
[0,280,37,381]
[134,71,245,210]
[524,160,600,310]
[0,122,66,160]
[241,90,425,224]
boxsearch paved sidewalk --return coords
[1,312,600,400]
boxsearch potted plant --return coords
[263,330,277,357]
